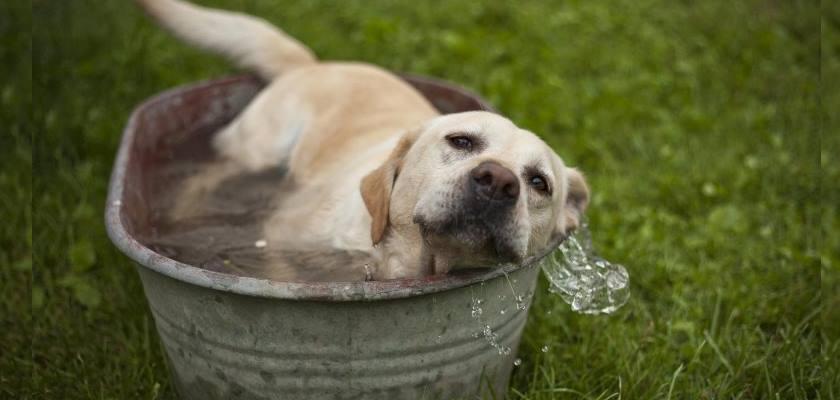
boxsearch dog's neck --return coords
[372,231,428,280]
[371,229,468,279]
[317,175,427,279]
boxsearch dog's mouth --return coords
[413,212,524,264]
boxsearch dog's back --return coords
[136,0,438,176]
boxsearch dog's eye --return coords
[529,175,550,194]
[446,135,473,151]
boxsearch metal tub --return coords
[105,75,546,399]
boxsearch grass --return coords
[10,0,835,398]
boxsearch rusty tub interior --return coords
[105,75,546,399]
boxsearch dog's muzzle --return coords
[412,160,523,262]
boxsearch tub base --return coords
[138,264,537,399]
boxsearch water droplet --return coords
[541,345,549,353]
[500,309,506,315]
[470,295,486,318]
[513,358,522,366]
[514,294,529,310]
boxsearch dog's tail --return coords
[135,0,316,80]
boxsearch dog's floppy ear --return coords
[360,129,419,245]
[560,167,590,234]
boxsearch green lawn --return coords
[9,0,836,398]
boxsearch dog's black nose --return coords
[470,161,519,203]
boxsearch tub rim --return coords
[105,74,563,302]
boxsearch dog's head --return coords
[361,111,588,275]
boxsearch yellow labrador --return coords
[137,0,589,280]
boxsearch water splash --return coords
[514,294,530,311]
[501,270,532,312]
[469,288,511,356]
[479,324,512,355]
[470,297,483,317]
[541,224,630,314]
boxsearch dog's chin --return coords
[413,212,525,265]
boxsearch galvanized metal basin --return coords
[105,75,549,399]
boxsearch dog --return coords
[137,0,590,281]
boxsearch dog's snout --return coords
[470,161,519,202]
